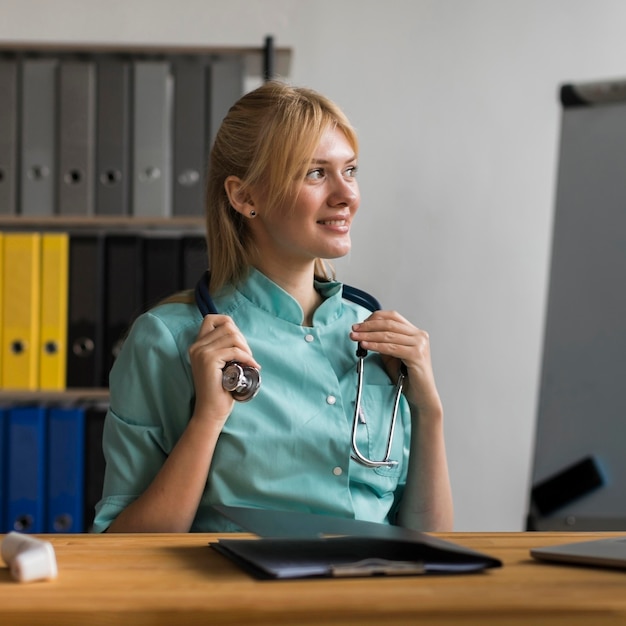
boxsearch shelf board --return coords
[0,40,293,77]
[0,215,205,232]
[0,388,110,403]
[0,40,291,56]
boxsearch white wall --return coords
[3,0,626,530]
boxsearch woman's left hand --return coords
[350,310,442,416]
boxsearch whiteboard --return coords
[529,79,626,531]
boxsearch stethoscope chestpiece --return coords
[222,362,261,402]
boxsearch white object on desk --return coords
[1,532,58,582]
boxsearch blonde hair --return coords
[205,80,359,293]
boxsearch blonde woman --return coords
[94,81,453,534]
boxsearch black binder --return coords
[103,234,144,386]
[83,402,108,532]
[142,235,183,309]
[66,234,105,388]
[181,235,208,289]
[211,505,502,580]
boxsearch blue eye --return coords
[346,165,358,178]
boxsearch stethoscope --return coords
[194,271,406,468]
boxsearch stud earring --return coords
[249,210,257,218]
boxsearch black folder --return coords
[103,234,144,385]
[83,402,108,532]
[210,505,502,580]
[142,235,183,309]
[66,234,105,388]
[181,235,208,289]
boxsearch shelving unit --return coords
[0,35,291,396]
[0,36,292,534]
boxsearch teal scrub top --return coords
[93,269,411,533]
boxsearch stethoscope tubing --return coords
[195,271,382,316]
[194,271,405,467]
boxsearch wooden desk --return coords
[1,532,626,625]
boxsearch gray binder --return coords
[0,59,18,215]
[172,58,207,216]
[96,58,131,216]
[20,58,57,216]
[58,60,96,215]
[132,61,172,217]
[207,57,244,148]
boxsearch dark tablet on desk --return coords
[213,535,499,579]
[210,505,502,579]
[531,536,626,570]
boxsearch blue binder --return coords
[0,407,6,531]
[47,406,86,533]
[5,405,47,533]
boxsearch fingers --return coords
[192,314,260,370]
[351,310,442,415]
[189,315,261,423]
[350,310,429,358]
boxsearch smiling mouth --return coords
[317,219,347,226]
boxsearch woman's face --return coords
[250,126,360,273]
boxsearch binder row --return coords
[0,401,107,534]
[0,52,244,217]
[0,230,208,390]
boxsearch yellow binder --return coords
[0,232,4,385]
[1,232,41,390]
[39,232,69,390]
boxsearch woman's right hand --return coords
[188,314,261,426]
